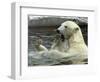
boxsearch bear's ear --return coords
[74,28,79,33]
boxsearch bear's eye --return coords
[65,26,68,28]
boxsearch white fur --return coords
[35,44,48,52]
[34,38,48,52]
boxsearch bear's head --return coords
[56,21,80,40]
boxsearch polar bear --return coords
[56,21,87,55]
[34,21,88,64]
[53,21,88,63]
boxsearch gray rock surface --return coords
[28,16,87,27]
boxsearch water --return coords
[28,28,59,66]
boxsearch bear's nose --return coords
[56,30,60,33]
